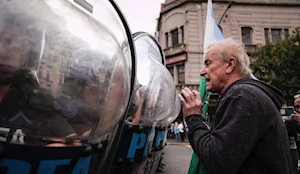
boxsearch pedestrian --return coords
[174,122,180,141]
[178,38,292,173]
[178,121,185,142]
[285,94,300,173]
[169,123,175,139]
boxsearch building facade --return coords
[156,0,300,91]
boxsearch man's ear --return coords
[225,57,237,74]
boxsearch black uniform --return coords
[0,71,75,143]
[186,78,292,174]
[55,96,93,135]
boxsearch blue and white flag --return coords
[203,0,224,53]
[203,0,257,80]
[199,0,224,112]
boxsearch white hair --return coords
[207,38,252,77]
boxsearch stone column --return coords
[178,27,182,44]
[168,31,172,47]
[174,65,179,85]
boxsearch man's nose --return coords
[200,67,206,76]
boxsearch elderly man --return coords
[178,38,292,173]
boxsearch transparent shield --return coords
[90,0,134,73]
[134,33,164,64]
[160,97,181,125]
[0,0,131,145]
[143,62,176,123]
[128,33,175,126]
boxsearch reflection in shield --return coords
[110,32,181,174]
[0,0,135,174]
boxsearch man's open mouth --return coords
[0,64,16,73]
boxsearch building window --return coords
[168,66,174,77]
[180,26,184,43]
[165,32,169,48]
[284,29,289,39]
[271,29,281,44]
[177,64,185,84]
[241,27,253,45]
[171,28,179,46]
[264,28,289,44]
[264,28,270,43]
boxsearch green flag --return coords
[188,76,209,174]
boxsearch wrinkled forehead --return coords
[205,46,221,61]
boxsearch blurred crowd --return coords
[167,121,188,142]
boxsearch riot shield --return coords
[0,0,135,173]
[109,32,179,174]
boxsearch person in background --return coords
[285,94,300,173]
[178,38,292,173]
[177,121,185,142]
[290,94,300,123]
[168,123,175,139]
[174,122,180,142]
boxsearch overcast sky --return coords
[114,0,165,36]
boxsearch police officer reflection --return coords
[55,48,111,137]
[0,10,78,144]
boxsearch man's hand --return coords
[178,87,203,118]
[291,112,300,124]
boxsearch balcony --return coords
[164,43,187,57]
